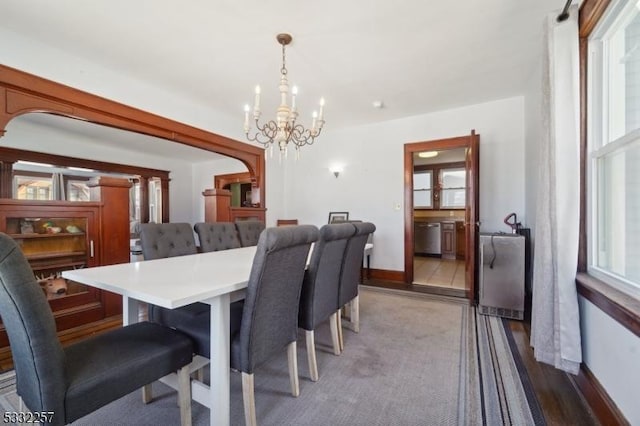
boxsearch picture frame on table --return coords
[328,211,349,224]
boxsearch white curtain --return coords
[531,5,581,375]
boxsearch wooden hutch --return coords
[0,177,131,369]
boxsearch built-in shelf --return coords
[9,232,85,239]
[26,251,86,261]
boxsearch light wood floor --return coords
[413,256,466,289]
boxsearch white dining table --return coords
[62,245,258,426]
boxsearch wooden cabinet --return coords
[456,221,466,259]
[0,177,131,368]
[202,189,266,223]
[0,201,106,348]
[441,222,456,259]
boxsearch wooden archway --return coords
[0,64,266,207]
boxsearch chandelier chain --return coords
[281,42,287,76]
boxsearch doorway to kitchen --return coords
[403,131,479,302]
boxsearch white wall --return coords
[0,28,245,140]
[0,27,286,223]
[284,96,526,272]
[579,297,640,424]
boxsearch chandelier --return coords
[243,33,325,159]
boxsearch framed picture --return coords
[328,211,349,224]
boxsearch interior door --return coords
[404,130,480,302]
[465,131,480,301]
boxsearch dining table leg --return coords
[122,296,140,325]
[207,293,231,426]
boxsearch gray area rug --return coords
[0,287,543,425]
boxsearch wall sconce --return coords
[329,165,344,178]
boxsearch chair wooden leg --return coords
[305,330,319,381]
[177,365,192,426]
[337,310,344,352]
[242,372,257,426]
[329,312,341,355]
[287,341,300,397]
[142,384,153,404]
[195,368,204,382]
[351,295,360,333]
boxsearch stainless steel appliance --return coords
[479,233,524,320]
[414,222,441,255]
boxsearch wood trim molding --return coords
[576,273,640,338]
[403,131,479,303]
[0,64,266,208]
[368,268,405,283]
[579,0,611,38]
[573,363,630,426]
[0,146,169,179]
[214,171,253,189]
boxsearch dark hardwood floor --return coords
[507,320,599,425]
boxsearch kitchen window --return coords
[588,0,640,296]
[440,168,466,208]
[413,164,466,209]
[413,171,433,208]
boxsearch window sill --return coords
[576,272,640,338]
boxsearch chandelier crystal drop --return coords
[243,33,325,159]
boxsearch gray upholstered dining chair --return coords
[298,223,356,381]
[235,220,266,247]
[139,222,198,260]
[233,225,318,425]
[139,223,209,324]
[193,222,241,252]
[139,222,209,394]
[175,225,318,426]
[337,222,376,351]
[0,233,194,426]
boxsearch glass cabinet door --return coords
[6,216,95,304]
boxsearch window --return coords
[413,171,433,208]
[67,180,90,201]
[149,177,163,223]
[588,0,640,295]
[440,168,466,208]
[14,175,53,200]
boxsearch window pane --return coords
[413,171,432,208]
[606,7,640,143]
[67,180,90,201]
[441,168,465,188]
[595,139,640,285]
[14,176,53,200]
[413,172,432,189]
[441,189,466,208]
[414,190,432,208]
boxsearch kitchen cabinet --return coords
[456,221,466,259]
[441,221,456,259]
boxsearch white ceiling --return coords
[1,0,568,158]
